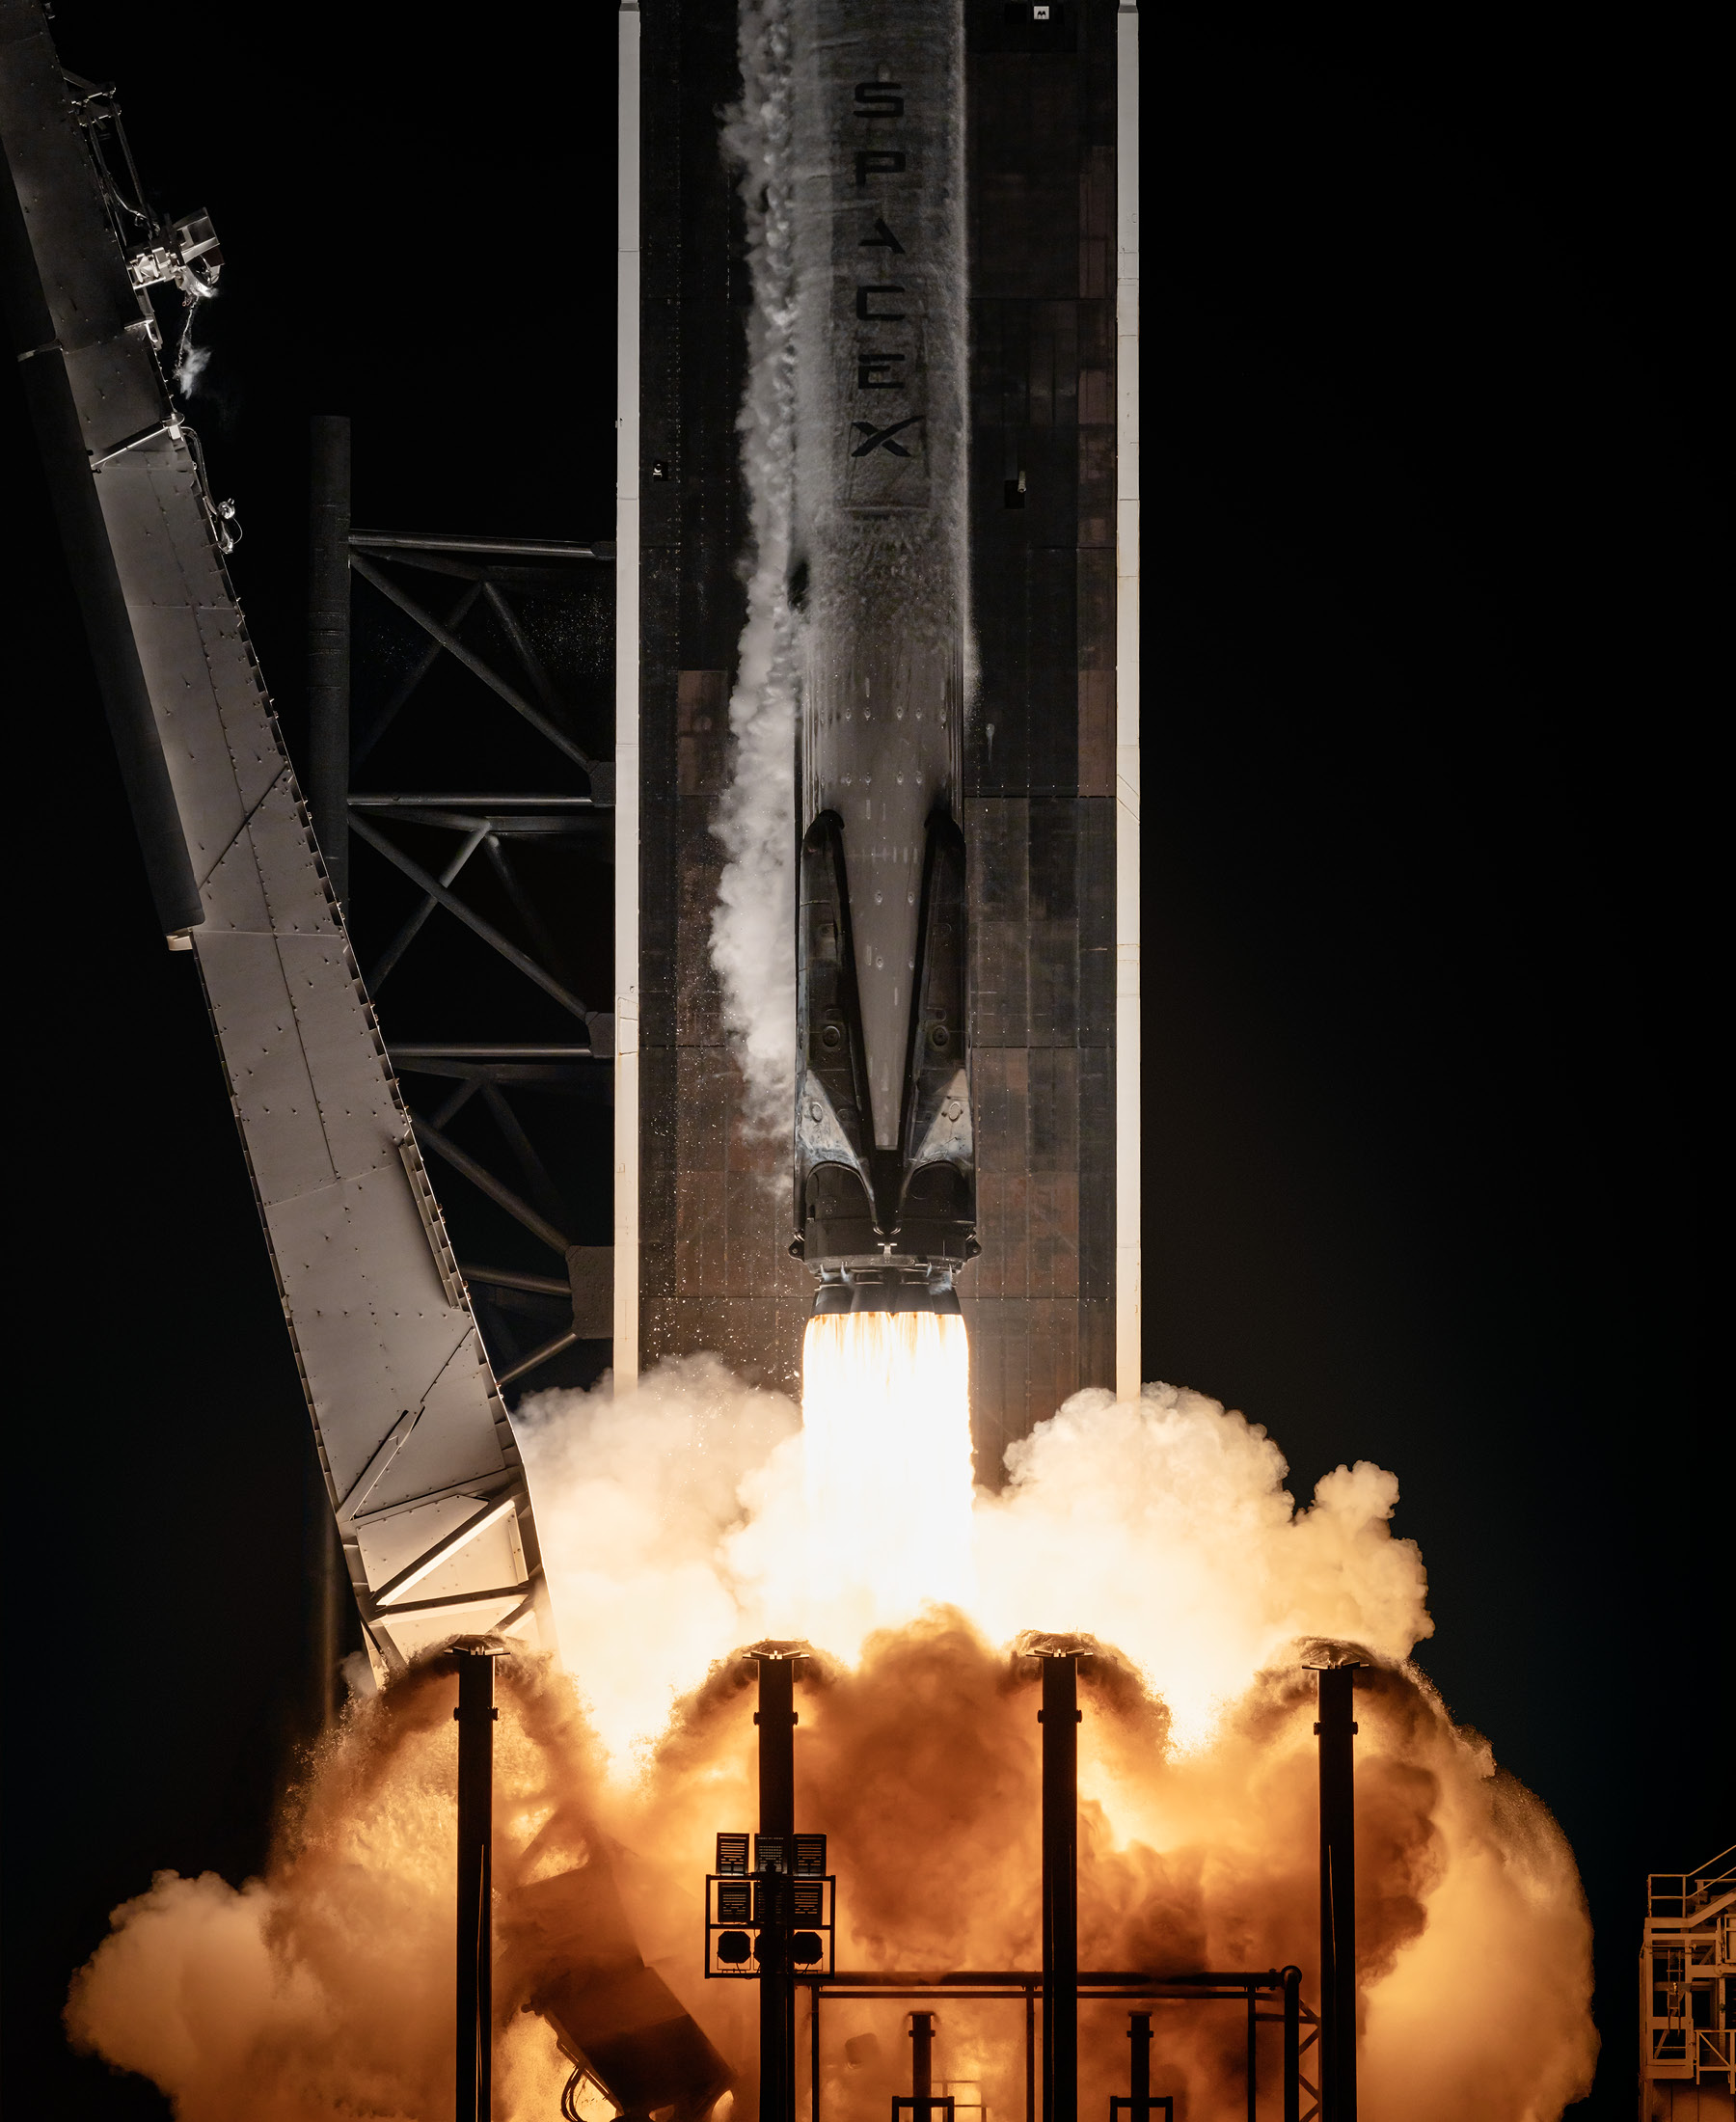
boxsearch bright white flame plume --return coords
[796,1311,976,1619]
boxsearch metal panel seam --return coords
[1114,1,1142,1401]
[614,0,642,1385]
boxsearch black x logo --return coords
[851,417,923,458]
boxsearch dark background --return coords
[4,3,1723,2114]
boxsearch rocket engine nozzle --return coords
[811,1266,963,1318]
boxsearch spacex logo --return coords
[846,72,924,482]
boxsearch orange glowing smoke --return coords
[66,1654,623,2120]
[66,1350,1600,2119]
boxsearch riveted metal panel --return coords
[3,12,547,1669]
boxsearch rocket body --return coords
[791,0,976,1309]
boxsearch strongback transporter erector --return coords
[1,0,551,1677]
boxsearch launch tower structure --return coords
[1640,1846,1736,2117]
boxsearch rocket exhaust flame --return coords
[66,1363,1599,2119]
[800,1310,975,1620]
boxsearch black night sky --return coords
[4,6,1723,2116]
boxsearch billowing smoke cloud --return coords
[65,1657,630,2121]
[711,0,801,1138]
[622,1627,1594,2122]
[67,1368,1597,2119]
[512,1319,974,1764]
[516,1367,1431,1768]
[974,1384,1435,1750]
[510,1353,802,1762]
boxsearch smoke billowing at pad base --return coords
[68,1368,1598,2118]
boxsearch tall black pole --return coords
[455,1646,498,2122]
[757,1650,797,2122]
[1281,1965,1301,2122]
[307,413,350,910]
[910,2009,936,2107]
[1316,1667,1359,2122]
[1126,2011,1152,2114]
[1041,1651,1079,2122]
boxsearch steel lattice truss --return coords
[333,527,617,1396]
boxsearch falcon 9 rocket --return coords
[790,1,978,1317]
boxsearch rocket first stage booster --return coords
[790,0,976,1318]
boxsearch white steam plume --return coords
[711,0,801,1138]
[515,1366,1431,1769]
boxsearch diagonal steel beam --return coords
[372,1492,524,1608]
[432,1076,482,1129]
[483,832,571,993]
[350,550,596,776]
[460,1265,571,1297]
[371,1581,538,1619]
[352,578,483,768]
[482,580,563,714]
[368,821,489,991]
[496,1328,581,1387]
[349,812,593,1024]
[481,1079,569,1233]
[409,1108,571,1255]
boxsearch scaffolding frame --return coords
[796,1969,1320,2122]
[1640,1845,1736,2116]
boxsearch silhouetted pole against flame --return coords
[1038,1646,1082,2122]
[756,1646,799,2122]
[454,1643,502,2122]
[910,2009,936,2105]
[1282,1966,1303,2122]
[1126,2012,1152,2112]
[1316,1666,1361,2122]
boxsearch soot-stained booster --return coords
[791,0,976,1318]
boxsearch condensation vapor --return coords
[64,1658,654,2122]
[632,1624,1597,2122]
[712,0,802,1138]
[67,1373,1598,2119]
